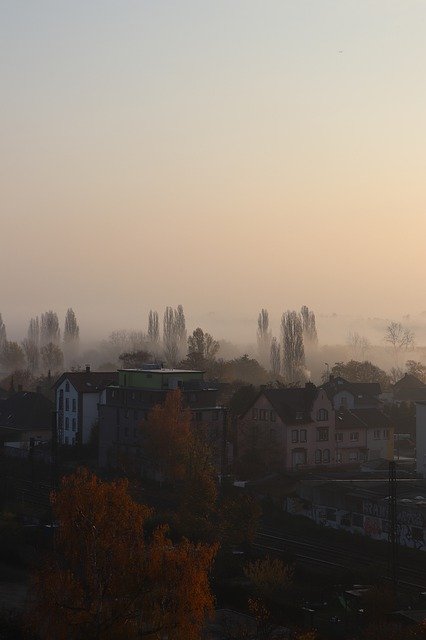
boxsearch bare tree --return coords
[0,314,7,351]
[0,341,25,371]
[41,311,60,346]
[22,338,39,373]
[347,331,370,360]
[257,309,272,367]
[174,305,187,359]
[384,321,415,366]
[28,317,40,346]
[270,337,281,377]
[281,311,306,383]
[63,308,79,364]
[148,310,160,353]
[163,307,179,366]
[300,305,318,347]
[41,343,64,372]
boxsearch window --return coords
[72,399,76,412]
[133,429,138,439]
[340,396,347,408]
[383,429,389,439]
[291,430,299,443]
[336,451,342,463]
[72,418,76,432]
[270,410,276,422]
[124,409,129,419]
[65,436,69,445]
[317,428,329,442]
[350,432,359,441]
[65,417,69,430]
[373,430,381,440]
[317,408,329,421]
[65,398,69,411]
[315,449,322,464]
[112,390,116,399]
[296,412,304,421]
[131,392,135,400]
[349,451,358,462]
[65,381,70,392]
[335,432,343,442]
[264,410,269,421]
[323,449,330,463]
[300,429,307,443]
[252,408,258,420]
[72,437,76,445]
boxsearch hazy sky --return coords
[1,1,426,341]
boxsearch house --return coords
[322,375,382,410]
[98,365,228,473]
[237,383,335,474]
[0,390,54,445]
[393,374,426,403]
[54,366,118,446]
[335,408,394,463]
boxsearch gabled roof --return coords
[322,376,381,399]
[0,392,54,430]
[335,407,393,430]
[393,373,426,390]
[54,371,118,394]
[242,384,319,423]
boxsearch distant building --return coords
[322,375,382,410]
[54,366,118,446]
[393,374,426,403]
[335,408,394,463]
[237,383,335,473]
[0,390,54,445]
[98,366,228,473]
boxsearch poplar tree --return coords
[281,310,306,383]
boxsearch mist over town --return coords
[2,2,426,639]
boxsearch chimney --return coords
[85,365,91,373]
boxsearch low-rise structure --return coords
[0,390,54,445]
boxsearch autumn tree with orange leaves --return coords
[27,468,217,640]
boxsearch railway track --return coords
[254,528,426,592]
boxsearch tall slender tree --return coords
[28,317,40,346]
[0,314,7,351]
[300,305,318,346]
[281,311,306,383]
[174,305,187,359]
[63,308,79,364]
[163,306,179,366]
[147,310,160,353]
[270,337,281,377]
[257,309,272,367]
[40,311,60,346]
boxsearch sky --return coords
[1,1,426,342]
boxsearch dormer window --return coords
[317,408,329,421]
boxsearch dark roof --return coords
[245,384,318,422]
[393,373,426,390]
[0,392,54,430]
[336,408,393,430]
[54,371,118,394]
[322,376,381,399]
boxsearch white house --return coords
[54,366,117,445]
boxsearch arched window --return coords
[323,449,330,463]
[315,449,322,464]
[317,408,328,421]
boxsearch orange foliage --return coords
[27,468,217,640]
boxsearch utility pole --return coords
[388,460,398,588]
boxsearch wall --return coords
[416,403,426,477]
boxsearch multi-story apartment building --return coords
[54,367,118,445]
[237,383,335,473]
[98,366,228,473]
